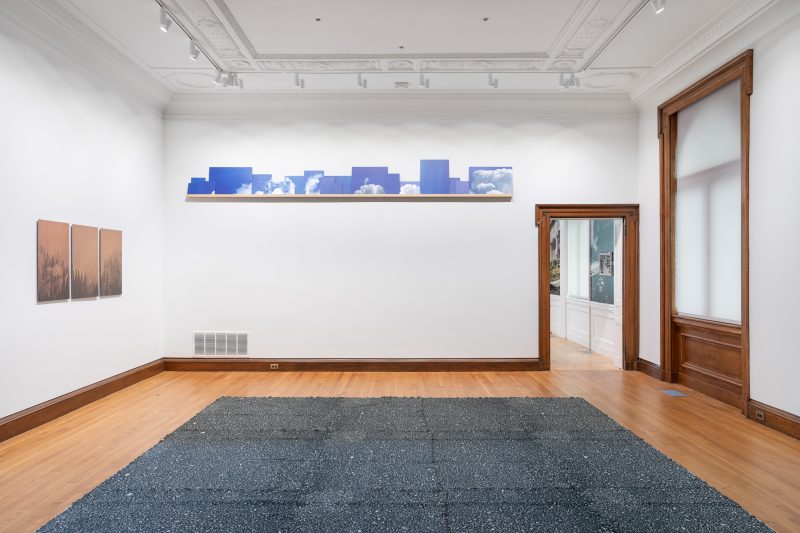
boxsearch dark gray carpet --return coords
[39,397,772,532]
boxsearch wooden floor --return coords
[1,367,799,532]
[550,335,618,370]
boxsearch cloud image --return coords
[305,173,322,194]
[354,179,385,194]
[400,183,421,195]
[268,176,296,195]
[235,182,252,194]
[470,167,513,195]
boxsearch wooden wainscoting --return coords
[672,315,742,407]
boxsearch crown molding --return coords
[629,0,781,102]
[164,92,637,120]
[0,0,172,111]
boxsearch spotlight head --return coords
[159,8,173,32]
[558,72,580,89]
[213,71,226,86]
[189,41,200,61]
[650,0,666,14]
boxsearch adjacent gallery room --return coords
[1,0,799,531]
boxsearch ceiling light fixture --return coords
[294,73,305,89]
[649,0,666,14]
[189,41,201,61]
[213,70,226,86]
[558,72,580,89]
[159,7,173,32]
[418,73,430,89]
[488,73,499,89]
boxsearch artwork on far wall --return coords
[590,219,615,305]
[37,220,70,302]
[550,220,561,295]
[100,229,122,296]
[71,225,99,299]
[186,159,513,197]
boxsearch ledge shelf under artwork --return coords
[185,194,512,202]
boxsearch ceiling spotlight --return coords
[357,73,367,89]
[294,73,305,89]
[159,7,173,32]
[418,73,429,89]
[213,70,227,86]
[558,72,580,89]
[649,0,666,14]
[189,41,201,61]
[488,73,499,89]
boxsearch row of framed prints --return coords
[37,220,122,302]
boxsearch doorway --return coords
[549,218,623,370]
[535,205,640,371]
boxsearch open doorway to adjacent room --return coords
[549,218,623,370]
[535,205,640,372]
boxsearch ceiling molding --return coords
[27,0,171,107]
[629,0,779,101]
[164,92,638,120]
[194,0,641,76]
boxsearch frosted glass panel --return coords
[674,81,741,323]
[567,220,589,299]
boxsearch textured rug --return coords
[39,397,771,532]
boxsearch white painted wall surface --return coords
[635,10,800,415]
[0,13,164,418]
[162,108,637,358]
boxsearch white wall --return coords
[0,11,164,418]
[635,9,800,415]
[162,103,637,358]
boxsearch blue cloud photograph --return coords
[186,160,512,198]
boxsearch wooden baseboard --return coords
[0,359,164,444]
[636,359,662,380]
[747,400,800,440]
[162,357,540,372]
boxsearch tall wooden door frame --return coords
[658,50,752,415]
[535,205,640,371]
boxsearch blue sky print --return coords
[187,160,512,196]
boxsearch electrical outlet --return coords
[755,410,765,421]
[270,363,279,370]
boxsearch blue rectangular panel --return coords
[187,177,214,194]
[209,167,253,194]
[469,166,513,195]
[252,174,271,194]
[352,167,389,193]
[420,160,449,194]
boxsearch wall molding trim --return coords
[164,92,638,120]
[747,400,800,439]
[636,358,662,380]
[630,0,779,102]
[162,357,540,372]
[0,359,164,443]
[3,356,798,443]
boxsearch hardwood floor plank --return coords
[1,369,798,532]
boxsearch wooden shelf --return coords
[185,194,512,202]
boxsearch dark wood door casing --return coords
[658,50,752,413]
[534,205,640,372]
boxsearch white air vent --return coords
[193,331,248,356]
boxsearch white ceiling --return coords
[33,0,758,94]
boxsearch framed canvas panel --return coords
[71,225,98,299]
[37,220,70,302]
[100,228,122,296]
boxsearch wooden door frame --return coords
[658,50,752,414]
[535,204,640,371]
